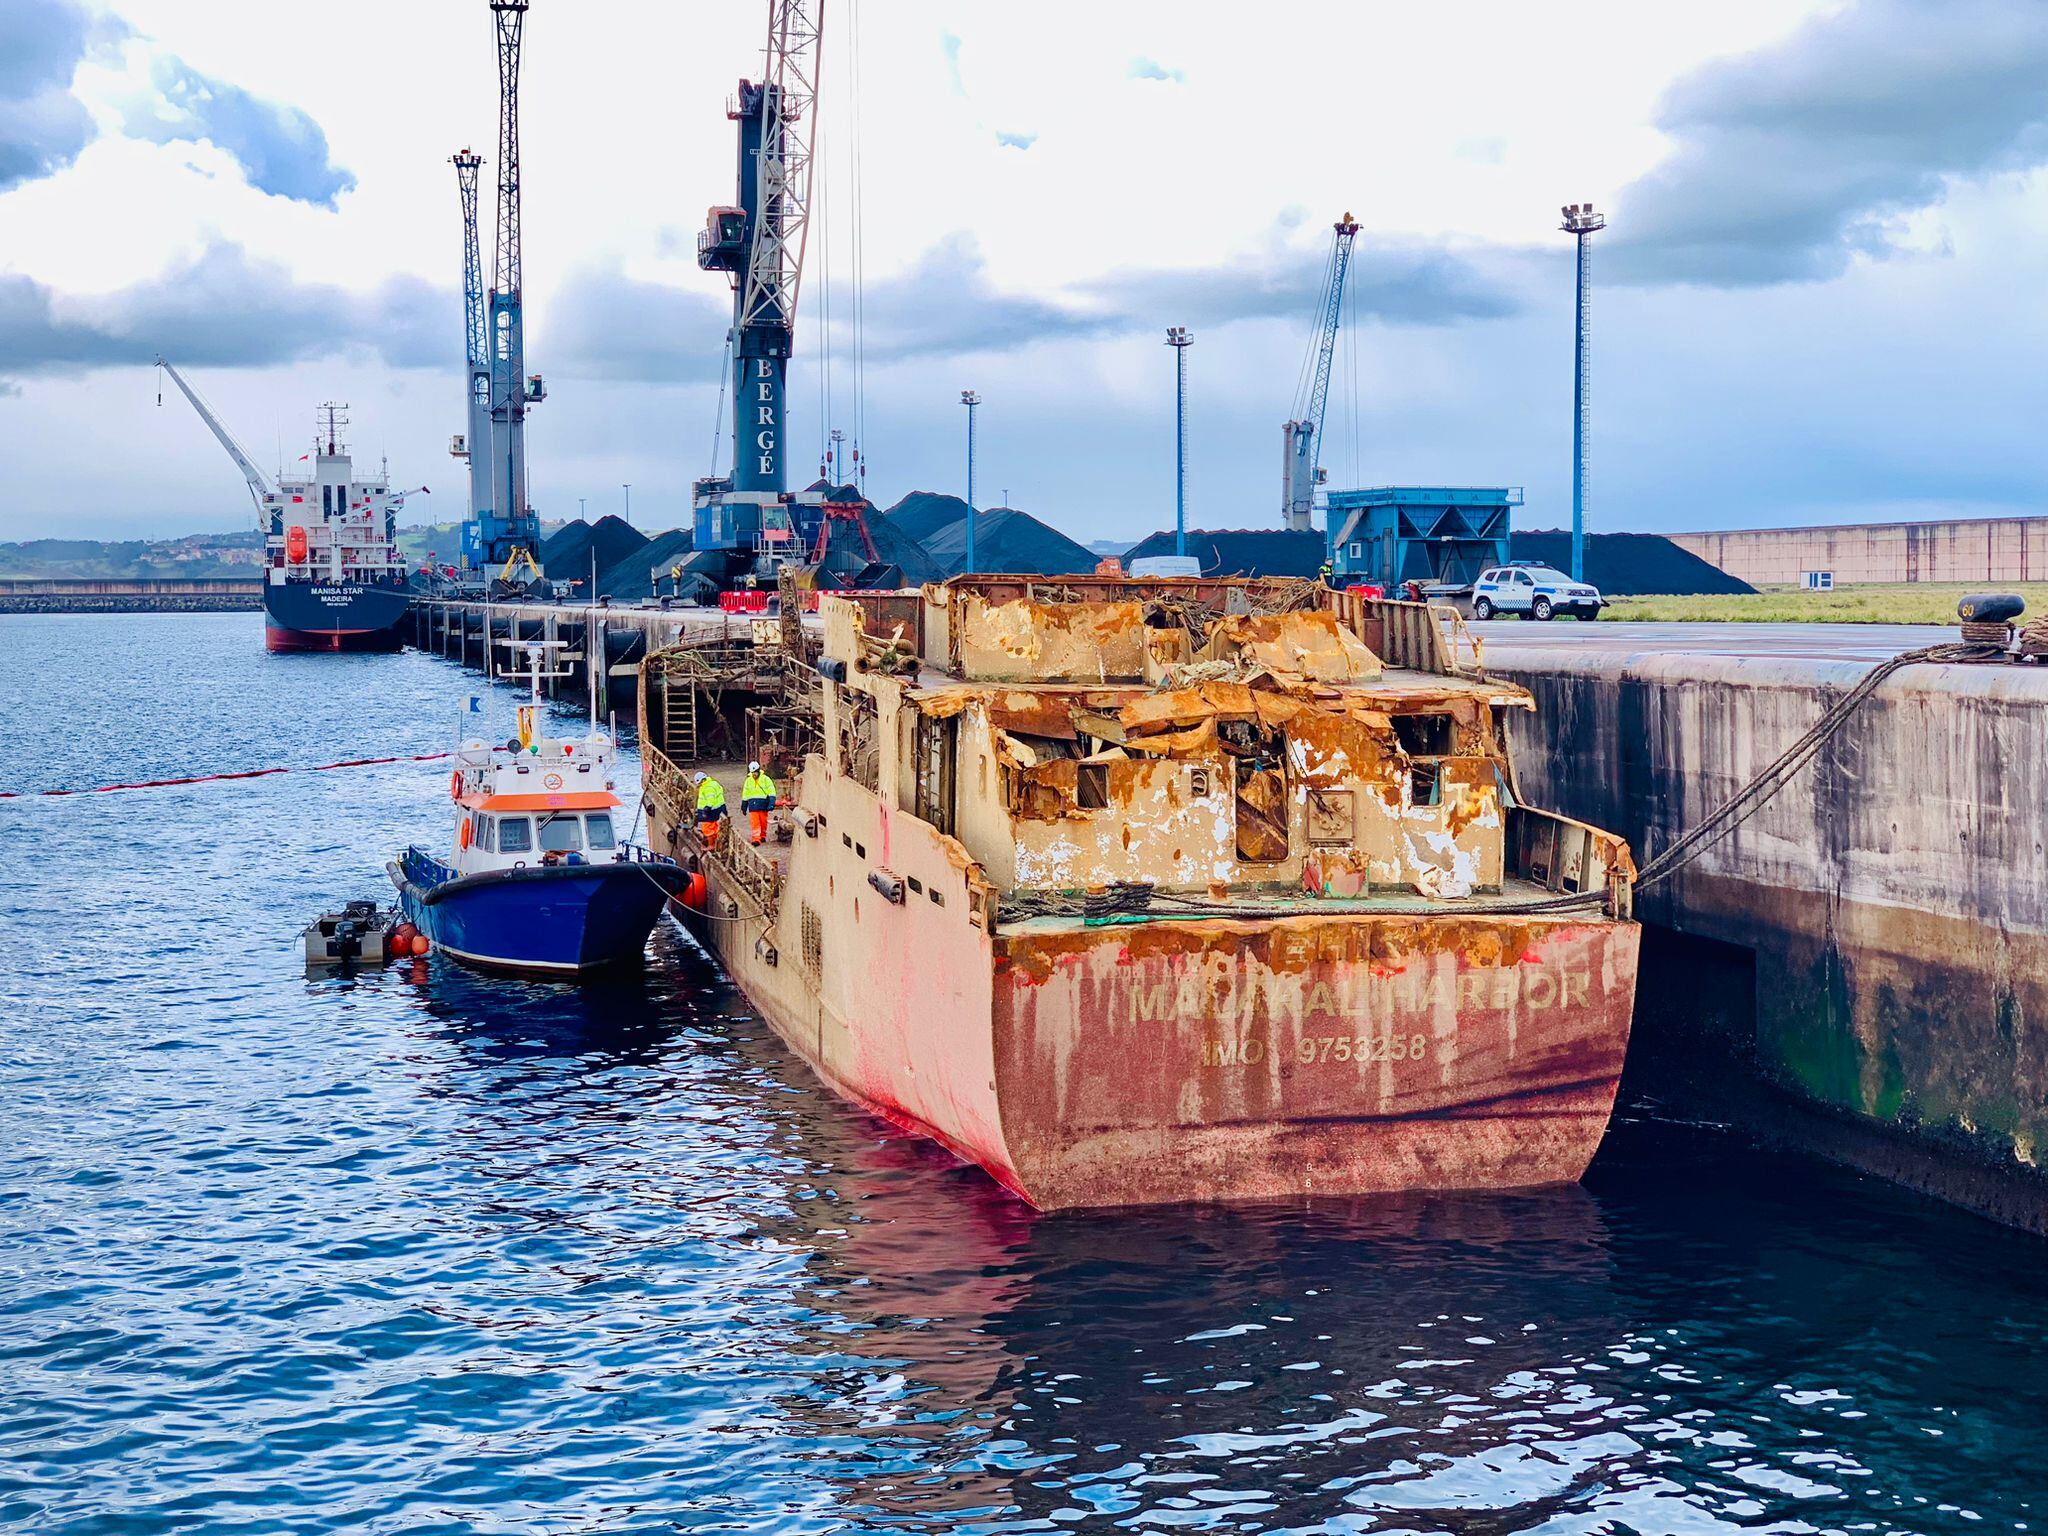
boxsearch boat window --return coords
[477,816,495,852]
[538,813,583,853]
[585,813,617,851]
[497,816,533,853]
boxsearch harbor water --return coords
[3,611,2045,1534]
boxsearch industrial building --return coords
[1672,515,2048,587]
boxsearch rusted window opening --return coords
[1411,762,1441,806]
[1234,756,1290,864]
[1392,712,1454,757]
[1076,763,1109,810]
[913,713,958,835]
[836,683,880,792]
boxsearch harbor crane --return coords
[1280,213,1361,533]
[453,0,545,588]
[157,357,278,520]
[694,0,826,570]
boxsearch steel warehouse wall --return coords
[1671,516,2048,586]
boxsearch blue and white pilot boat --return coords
[390,643,685,975]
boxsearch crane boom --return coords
[454,150,487,371]
[451,148,492,524]
[1281,213,1360,533]
[158,356,275,515]
[737,0,824,340]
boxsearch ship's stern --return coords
[989,908,1639,1210]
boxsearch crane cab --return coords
[697,206,747,272]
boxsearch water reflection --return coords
[4,615,2044,1535]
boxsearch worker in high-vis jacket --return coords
[741,761,777,845]
[694,771,727,849]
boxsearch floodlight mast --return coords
[1560,202,1605,583]
[960,390,981,575]
[1166,327,1193,557]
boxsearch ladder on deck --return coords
[663,671,699,764]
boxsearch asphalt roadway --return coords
[1466,619,1959,663]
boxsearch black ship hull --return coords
[263,579,411,653]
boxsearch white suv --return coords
[1471,564,1604,621]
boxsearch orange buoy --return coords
[450,769,464,800]
[391,922,417,947]
[683,872,708,911]
[410,933,431,956]
[458,819,472,850]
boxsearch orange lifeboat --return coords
[285,525,309,563]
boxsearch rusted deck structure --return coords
[643,578,1640,1210]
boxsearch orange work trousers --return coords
[748,809,769,844]
[698,814,722,849]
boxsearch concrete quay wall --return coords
[1499,645,2048,1226]
[0,578,261,614]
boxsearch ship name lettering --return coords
[1450,967,1589,1010]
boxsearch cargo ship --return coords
[640,579,1640,1210]
[160,360,415,652]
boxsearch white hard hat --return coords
[749,760,761,772]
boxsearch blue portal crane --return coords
[449,147,491,535]
[695,0,825,559]
[456,0,545,581]
[1280,213,1360,533]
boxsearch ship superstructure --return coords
[642,581,1641,1210]
[160,360,413,652]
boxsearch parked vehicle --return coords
[1471,563,1604,621]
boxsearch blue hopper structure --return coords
[1326,487,1521,589]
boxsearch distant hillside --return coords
[0,532,265,579]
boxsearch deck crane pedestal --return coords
[1280,213,1360,534]
[693,0,827,589]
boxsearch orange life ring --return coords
[450,769,463,800]
[458,819,473,850]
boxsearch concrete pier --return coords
[1496,627,2048,1228]
[404,597,761,718]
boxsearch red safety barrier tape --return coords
[1,751,455,799]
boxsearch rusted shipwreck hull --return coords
[646,578,1640,1211]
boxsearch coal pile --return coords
[1510,530,1755,595]
[543,516,648,590]
[599,528,696,601]
[880,494,1098,578]
[1122,528,1326,579]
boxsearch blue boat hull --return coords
[391,848,686,975]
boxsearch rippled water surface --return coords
[3,612,2045,1534]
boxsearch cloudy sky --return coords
[5,0,2048,545]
